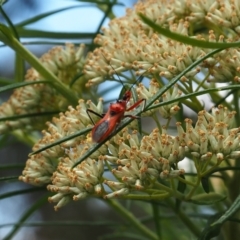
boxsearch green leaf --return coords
[139,14,240,49]
[201,176,210,193]
[16,29,96,39]
[0,111,59,121]
[0,5,19,39]
[70,72,84,87]
[212,193,240,226]
[0,0,8,6]
[29,127,92,156]
[0,23,15,43]
[176,175,186,210]
[151,202,161,239]
[14,53,25,82]
[198,213,223,240]
[148,84,240,111]
[17,5,93,27]
[0,26,78,105]
[0,187,45,200]
[100,232,149,240]
[0,80,49,93]
[0,176,19,182]
[0,163,24,169]
[0,220,118,228]
[190,193,226,205]
[0,77,13,84]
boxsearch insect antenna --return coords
[101,53,128,93]
[101,53,154,100]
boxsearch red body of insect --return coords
[87,90,145,143]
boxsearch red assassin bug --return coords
[87,69,147,143]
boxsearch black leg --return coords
[86,109,105,125]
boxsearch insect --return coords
[87,71,146,143]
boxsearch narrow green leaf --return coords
[0,163,24,169]
[88,0,124,20]
[0,134,9,148]
[0,1,8,7]
[70,72,84,87]
[201,176,210,193]
[88,0,115,51]
[17,5,93,27]
[206,167,240,176]
[198,213,223,240]
[0,23,15,43]
[212,193,240,226]
[151,202,161,239]
[14,53,25,82]
[29,127,92,156]
[0,220,118,228]
[101,232,149,240]
[16,29,96,39]
[176,175,186,210]
[0,80,48,93]
[0,25,78,105]
[0,187,45,200]
[0,111,59,121]
[148,84,240,111]
[139,14,240,49]
[0,77,13,84]
[190,193,226,205]
[0,176,19,182]
[0,5,19,39]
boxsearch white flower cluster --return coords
[19,101,240,209]
[177,105,240,161]
[0,43,86,133]
[84,0,240,86]
[104,128,186,199]
[19,98,106,186]
[48,147,105,211]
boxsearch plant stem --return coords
[123,193,169,200]
[0,26,78,106]
[166,199,201,237]
[154,181,184,200]
[107,199,160,240]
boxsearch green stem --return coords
[12,130,38,146]
[177,176,195,187]
[106,199,159,240]
[185,157,201,199]
[123,193,169,200]
[0,7,19,39]
[201,160,223,177]
[186,178,201,200]
[166,199,201,237]
[154,181,184,200]
[152,113,162,132]
[0,26,78,106]
[152,202,161,239]
[233,88,240,124]
[165,118,171,129]
[194,72,210,92]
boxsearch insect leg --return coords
[86,109,105,125]
[124,99,146,119]
[126,98,146,112]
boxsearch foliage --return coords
[1,0,240,239]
